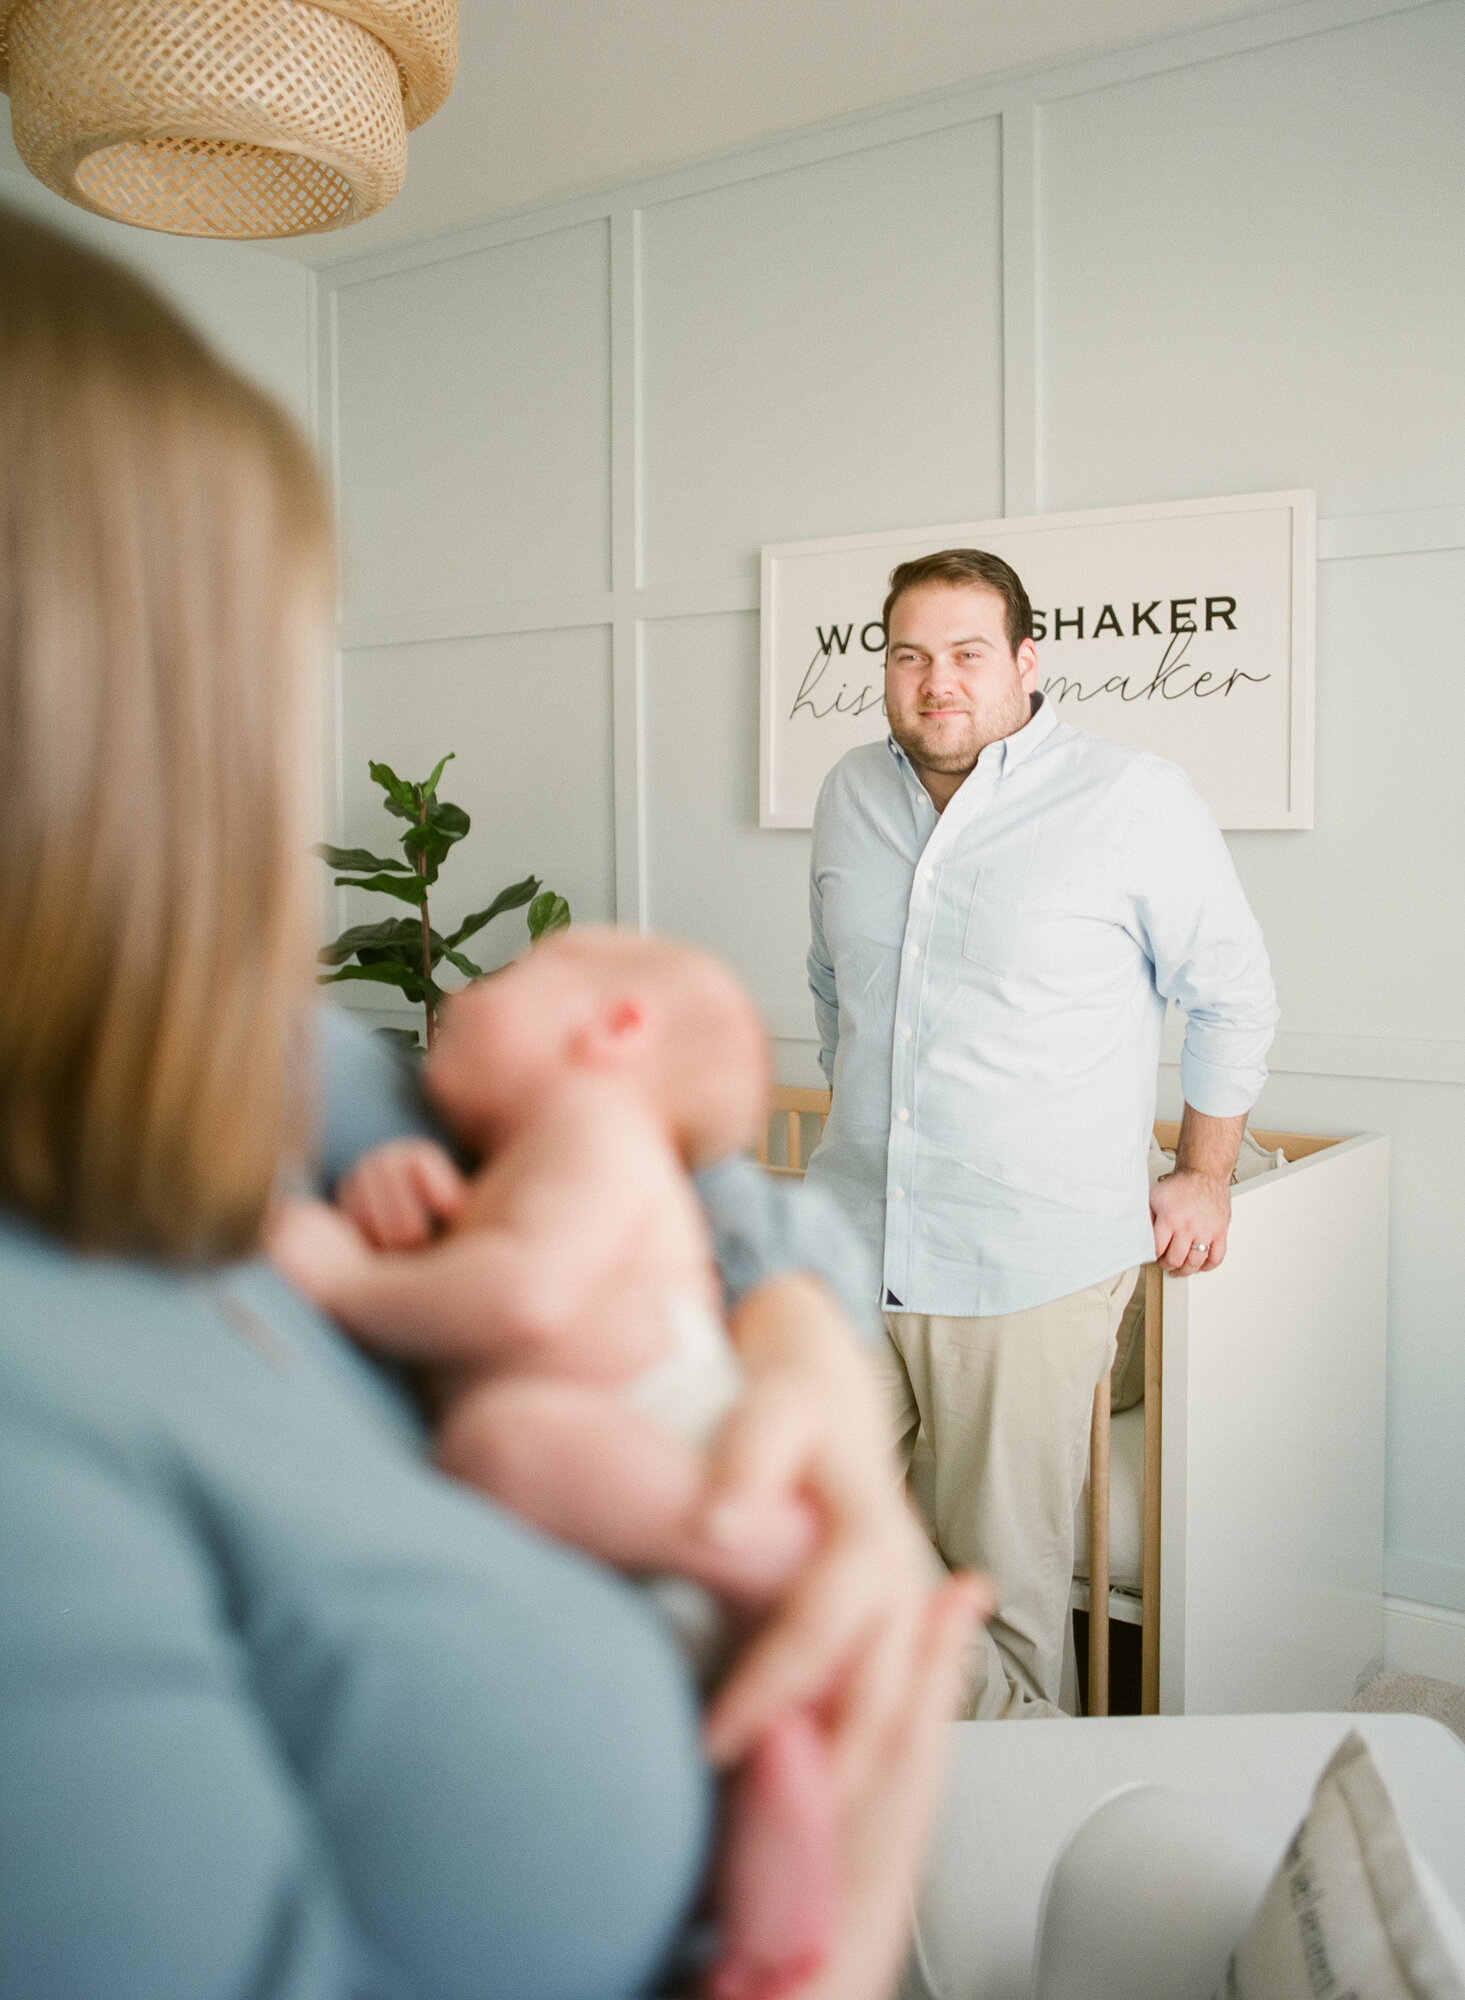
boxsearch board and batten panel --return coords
[638,119,1004,589]
[642,611,813,1030]
[339,627,616,973]
[1224,546,1465,1047]
[1035,2,1465,521]
[332,220,612,619]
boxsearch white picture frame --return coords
[759,490,1316,830]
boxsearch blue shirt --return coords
[804,697,1278,1317]
[0,1215,711,2000]
[0,1013,878,1999]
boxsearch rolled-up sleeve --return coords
[808,860,840,1090]
[1129,763,1278,1118]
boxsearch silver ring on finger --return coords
[1193,1242,1210,1258]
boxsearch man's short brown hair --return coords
[882,548,1034,654]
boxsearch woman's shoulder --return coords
[0,1217,709,2000]
[0,1209,698,1707]
[0,1211,421,1449]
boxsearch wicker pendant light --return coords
[0,1,457,238]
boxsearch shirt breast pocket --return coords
[962,873,1087,980]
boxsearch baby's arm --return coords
[273,1101,668,1378]
[337,1137,468,1249]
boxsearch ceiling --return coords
[3,0,1301,266]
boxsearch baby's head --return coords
[426,927,770,1166]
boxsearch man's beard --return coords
[888,683,1028,777]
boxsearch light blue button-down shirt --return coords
[804,696,1278,1317]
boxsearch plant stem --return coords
[417,800,434,1048]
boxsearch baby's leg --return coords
[441,1379,837,2000]
[708,1708,840,2000]
[438,1377,818,1604]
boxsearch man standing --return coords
[804,548,1277,1717]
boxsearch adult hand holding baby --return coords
[791,1572,989,2000]
[703,1271,953,1802]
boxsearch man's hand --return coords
[1150,1169,1230,1273]
[337,1139,468,1250]
[1150,1104,1247,1273]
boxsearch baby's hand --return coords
[266,1197,374,1309]
[337,1139,468,1250]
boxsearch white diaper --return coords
[621,1293,746,1681]
[621,1293,744,1450]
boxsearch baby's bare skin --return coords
[271,931,839,1999]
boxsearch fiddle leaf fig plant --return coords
[316,754,570,1051]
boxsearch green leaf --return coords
[369,760,418,821]
[447,875,541,948]
[356,945,427,972]
[318,962,427,1000]
[427,799,469,839]
[421,752,455,799]
[441,948,483,980]
[317,917,422,966]
[312,843,411,874]
[322,964,446,1009]
[527,891,571,939]
[358,928,447,970]
[333,872,428,908]
[400,803,469,886]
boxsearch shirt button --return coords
[900,1025,912,1041]
[897,1107,909,1122]
[892,1187,905,1200]
[923,867,934,882]
[908,943,920,959]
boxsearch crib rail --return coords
[753,1085,830,1175]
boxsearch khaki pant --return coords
[878,1267,1138,1720]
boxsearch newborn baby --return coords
[271,928,837,2000]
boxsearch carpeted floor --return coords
[1350,1666,1465,1746]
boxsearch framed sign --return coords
[759,490,1315,830]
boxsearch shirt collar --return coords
[1000,689,1057,773]
[885,690,1057,791]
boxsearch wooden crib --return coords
[758,1088,1389,1720]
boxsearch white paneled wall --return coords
[333,222,612,619]
[638,121,1004,590]
[342,627,618,951]
[1035,8,1465,520]
[317,0,1465,1616]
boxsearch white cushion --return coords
[1031,1781,1274,2000]
[1221,1729,1465,1999]
[901,1714,1465,2000]
[1029,1734,1465,2000]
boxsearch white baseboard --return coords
[1384,1596,1465,1688]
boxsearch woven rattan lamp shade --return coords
[0,0,456,238]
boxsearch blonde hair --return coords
[0,206,333,1261]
